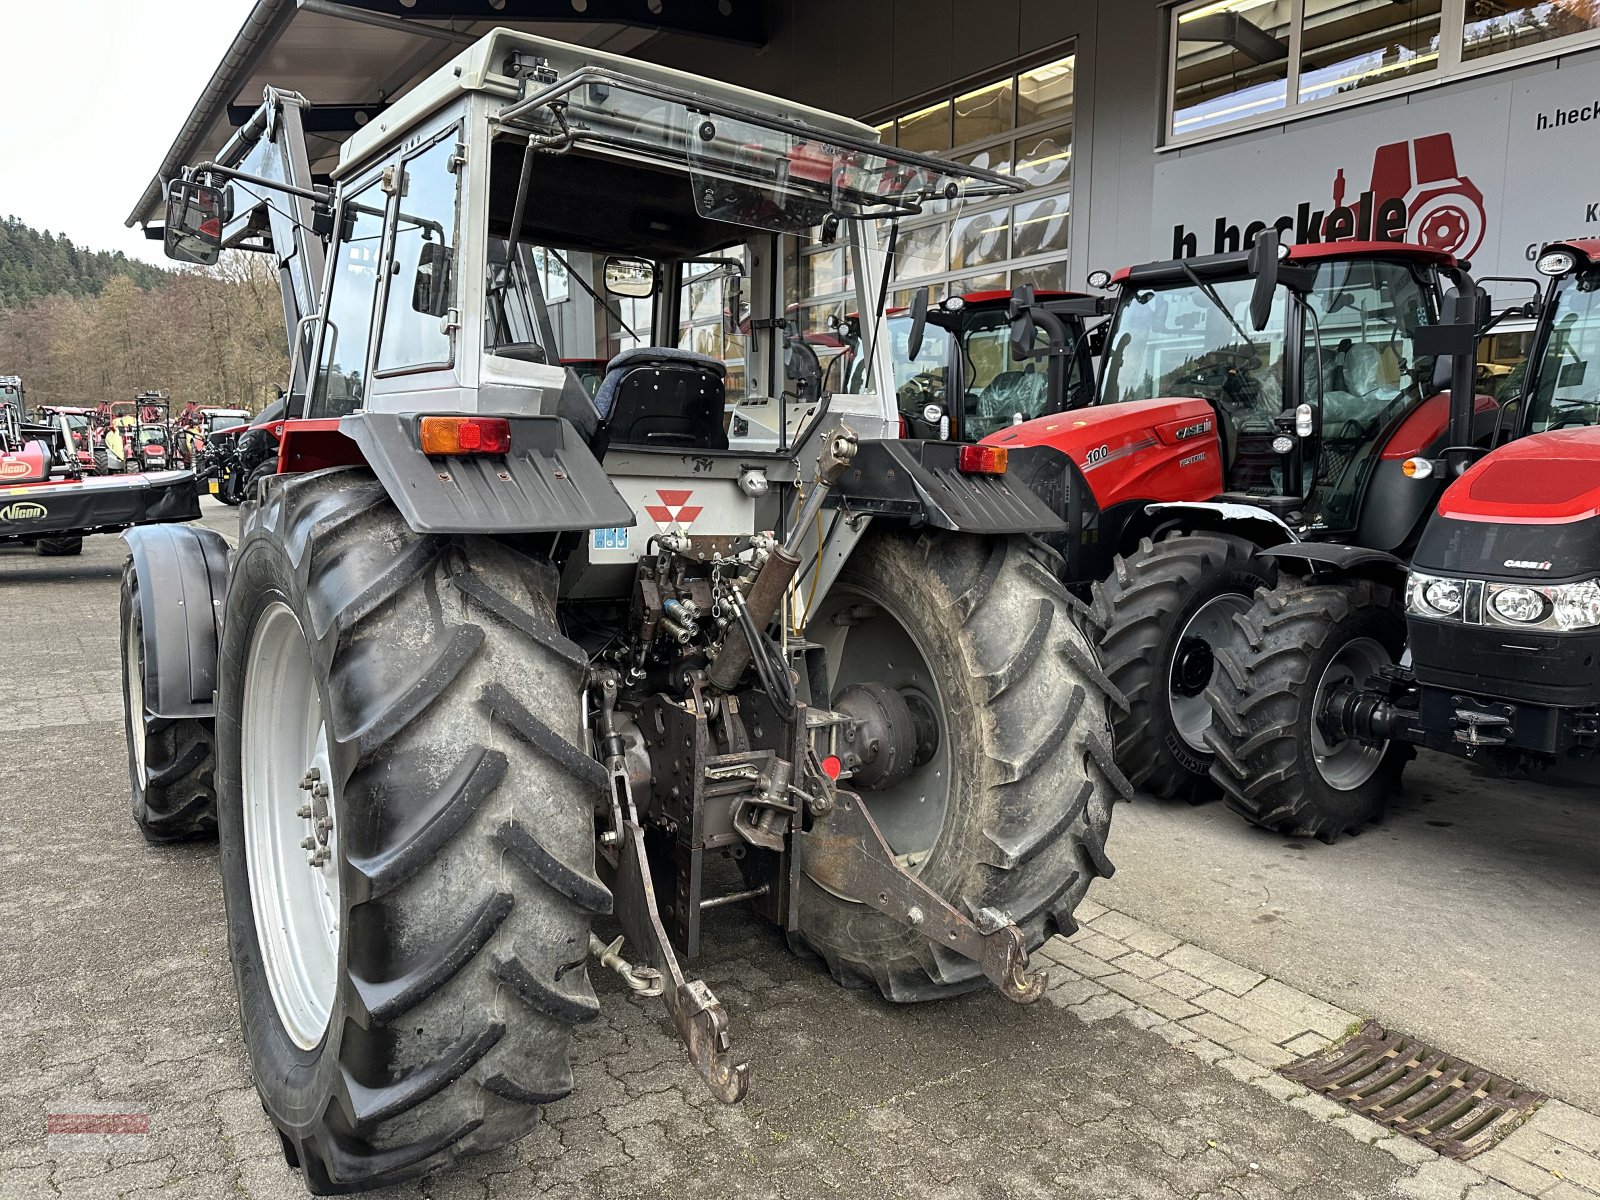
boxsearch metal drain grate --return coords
[1281,1020,1545,1159]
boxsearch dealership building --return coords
[135,0,1600,363]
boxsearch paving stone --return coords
[1037,939,1122,979]
[1181,1011,1249,1047]
[1540,1145,1600,1194]
[1069,992,1135,1023]
[1195,988,1314,1046]
[1043,974,1105,1008]
[1287,1091,1351,1123]
[1231,1035,1296,1070]
[1138,988,1202,1023]
[1161,942,1266,997]
[1475,1146,1565,1196]
[1123,1006,1167,1031]
[1101,972,1161,1004]
[1245,978,1360,1041]
[1532,1102,1600,1155]
[1470,1180,1534,1200]
[1216,1055,1271,1085]
[1543,1183,1600,1200]
[1149,968,1209,1001]
[1378,1136,1442,1167]
[1067,929,1127,962]
[1282,1032,1330,1058]
[1088,909,1182,958]
[1499,1126,1570,1166]
[1248,1072,1306,1103]
[1393,1157,1485,1200]
[1107,949,1169,980]
[1074,897,1108,922]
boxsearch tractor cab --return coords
[1096,241,1458,535]
[891,289,1097,442]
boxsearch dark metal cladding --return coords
[124,523,232,720]
[1414,514,1600,585]
[829,440,1071,535]
[338,413,636,535]
[0,470,201,541]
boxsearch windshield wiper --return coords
[1180,260,1256,349]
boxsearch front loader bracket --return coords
[798,791,1046,1003]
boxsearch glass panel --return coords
[378,135,459,372]
[962,308,1058,439]
[950,270,1009,295]
[1012,261,1070,294]
[534,247,570,303]
[1477,325,1535,405]
[1527,266,1600,432]
[676,257,748,403]
[313,178,387,418]
[1298,0,1441,107]
[1171,0,1292,137]
[1010,194,1070,260]
[954,79,1014,144]
[1017,55,1076,126]
[1463,0,1600,61]
[1014,124,1072,188]
[951,209,1009,270]
[1301,258,1437,528]
[892,222,949,280]
[886,311,955,435]
[896,100,952,153]
[892,282,946,309]
[955,142,1014,179]
[802,246,851,297]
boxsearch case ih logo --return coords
[0,501,47,521]
[644,489,702,527]
[1172,133,1487,261]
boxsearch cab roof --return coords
[1109,240,1457,286]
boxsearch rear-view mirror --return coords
[907,287,930,362]
[1246,228,1281,333]
[163,179,226,266]
[412,241,454,318]
[604,256,656,298]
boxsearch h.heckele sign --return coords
[1152,52,1600,278]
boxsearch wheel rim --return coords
[125,617,147,790]
[813,589,950,866]
[1310,636,1392,791]
[241,601,341,1050]
[1169,591,1253,753]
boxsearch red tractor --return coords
[990,233,1498,800]
[1205,240,1599,837]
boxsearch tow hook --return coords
[797,790,1046,1003]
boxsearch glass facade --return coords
[1169,0,1600,142]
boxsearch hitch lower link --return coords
[797,789,1047,1004]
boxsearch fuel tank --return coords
[982,398,1223,512]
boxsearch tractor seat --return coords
[594,347,728,451]
[976,369,1048,424]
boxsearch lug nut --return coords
[296,804,312,819]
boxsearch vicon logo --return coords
[0,458,32,479]
[1172,133,1487,261]
[0,502,48,521]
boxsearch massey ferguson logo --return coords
[0,501,47,521]
[644,488,702,527]
[0,459,31,479]
[1172,133,1487,262]
[1504,559,1553,571]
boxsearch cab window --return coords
[377,133,460,372]
[312,178,389,418]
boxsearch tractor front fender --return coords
[124,523,230,719]
[1139,501,1301,552]
[1261,541,1409,590]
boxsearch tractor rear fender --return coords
[829,439,1070,535]
[1260,541,1409,591]
[123,523,230,720]
[1136,501,1300,554]
[331,413,636,536]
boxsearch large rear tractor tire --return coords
[800,530,1129,1002]
[37,535,84,556]
[1205,578,1409,842]
[120,560,217,842]
[217,468,606,1194]
[1089,533,1277,801]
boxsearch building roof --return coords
[127,0,763,228]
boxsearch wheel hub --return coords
[834,682,938,790]
[1172,637,1216,698]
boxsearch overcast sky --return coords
[0,0,256,264]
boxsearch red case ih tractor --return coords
[121,32,1125,1193]
[1206,240,1600,837]
[989,233,1495,801]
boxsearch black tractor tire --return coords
[1205,578,1409,843]
[218,470,245,506]
[796,529,1129,1002]
[1088,533,1277,801]
[37,535,84,556]
[93,448,109,475]
[120,559,217,842]
[242,459,277,500]
[216,468,606,1194]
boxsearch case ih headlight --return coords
[1407,571,1465,620]
[1537,249,1577,277]
[1549,579,1600,630]
[1489,586,1550,624]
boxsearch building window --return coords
[1167,0,1600,144]
[829,48,1074,319]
